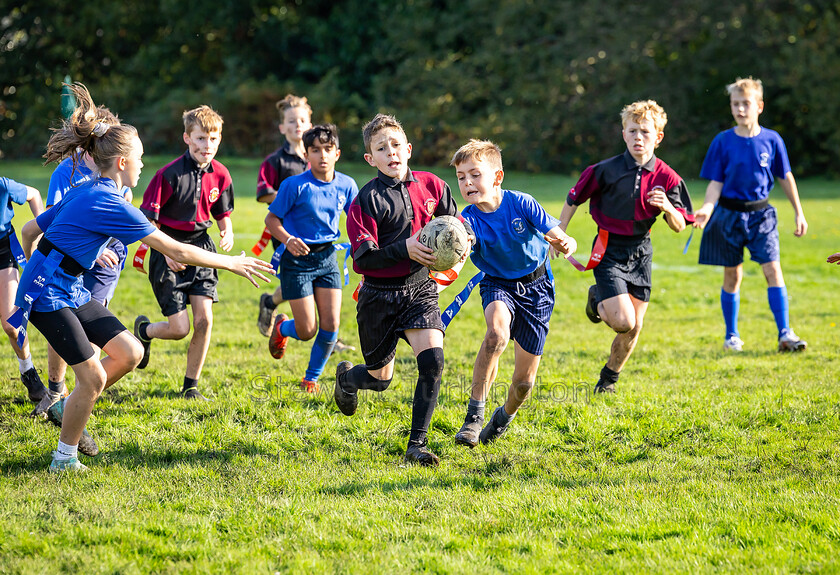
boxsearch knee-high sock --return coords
[344,364,391,392]
[409,347,444,445]
[304,329,338,382]
[721,289,740,339]
[280,318,302,340]
[767,286,789,337]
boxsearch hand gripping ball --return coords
[418,215,469,271]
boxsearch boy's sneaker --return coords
[30,386,67,419]
[723,335,744,352]
[478,406,511,445]
[405,441,440,467]
[49,453,88,474]
[21,368,47,403]
[454,412,484,448]
[300,379,320,394]
[334,339,356,353]
[183,387,210,401]
[268,313,290,359]
[585,285,602,324]
[134,315,152,369]
[594,381,616,394]
[334,361,357,416]
[46,397,100,457]
[257,293,276,337]
[778,330,807,352]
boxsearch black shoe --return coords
[585,285,602,324]
[405,442,440,467]
[334,361,357,416]
[257,293,276,338]
[183,387,210,401]
[21,367,47,403]
[454,411,483,448]
[479,406,512,445]
[594,381,616,394]
[134,315,152,369]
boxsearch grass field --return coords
[1,156,839,574]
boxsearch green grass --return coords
[1,157,839,573]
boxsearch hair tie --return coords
[92,121,110,137]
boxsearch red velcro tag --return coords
[251,227,273,256]
[133,243,149,274]
[567,228,609,272]
[352,280,363,302]
[429,268,459,286]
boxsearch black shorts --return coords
[592,234,652,303]
[30,300,127,365]
[0,229,19,271]
[356,273,445,370]
[148,231,218,317]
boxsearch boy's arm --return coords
[778,172,807,237]
[217,216,234,252]
[558,201,578,232]
[21,219,43,259]
[25,185,44,217]
[544,225,577,258]
[693,181,722,229]
[647,187,686,233]
[265,212,310,257]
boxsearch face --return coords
[729,90,764,127]
[305,139,341,181]
[183,127,221,168]
[455,158,503,210]
[279,107,312,144]
[622,117,663,164]
[121,136,145,188]
[364,128,412,180]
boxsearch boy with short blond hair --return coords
[135,104,235,400]
[451,140,577,446]
[560,100,694,394]
[694,77,808,353]
[335,113,474,466]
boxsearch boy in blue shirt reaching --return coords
[451,140,577,446]
[694,77,808,352]
[266,124,358,392]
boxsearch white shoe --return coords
[778,330,807,352]
[723,335,744,351]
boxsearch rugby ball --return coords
[419,215,469,271]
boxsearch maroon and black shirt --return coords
[347,169,472,280]
[568,150,694,236]
[256,143,308,201]
[141,152,234,233]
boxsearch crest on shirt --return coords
[759,152,770,168]
[424,198,436,215]
[356,231,371,243]
[209,187,220,202]
[338,195,345,206]
[512,217,526,234]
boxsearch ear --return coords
[116,155,127,171]
[303,148,310,162]
[405,142,412,160]
[183,132,190,146]
[494,169,505,187]
[655,131,665,146]
[363,153,376,168]
[334,149,341,162]
[757,100,765,115]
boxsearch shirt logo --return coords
[356,232,371,242]
[209,187,220,202]
[512,217,526,234]
[569,186,578,200]
[424,198,437,215]
[338,195,345,206]
[759,152,770,168]
[150,202,161,211]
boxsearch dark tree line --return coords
[2,0,838,176]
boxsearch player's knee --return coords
[192,314,212,335]
[297,325,317,341]
[370,377,392,392]
[510,380,534,402]
[1,318,17,339]
[484,328,509,355]
[416,347,444,378]
[126,338,144,369]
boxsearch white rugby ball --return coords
[419,215,469,271]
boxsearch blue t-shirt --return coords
[268,170,358,244]
[48,157,132,206]
[462,189,560,279]
[0,177,28,235]
[700,127,792,202]
[18,177,156,311]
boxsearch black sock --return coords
[183,376,199,392]
[599,364,620,384]
[344,365,391,392]
[139,323,150,341]
[409,347,444,445]
[48,379,64,393]
[264,296,277,311]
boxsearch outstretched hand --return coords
[693,204,714,229]
[232,251,274,287]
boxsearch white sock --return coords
[55,441,78,460]
[18,355,34,374]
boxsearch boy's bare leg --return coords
[146,310,191,340]
[470,301,511,401]
[761,261,784,287]
[287,295,318,341]
[271,285,285,307]
[185,296,213,380]
[723,264,744,292]
[595,295,648,392]
[503,343,541,416]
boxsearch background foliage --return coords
[2,0,838,176]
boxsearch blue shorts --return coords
[279,246,340,301]
[82,240,126,306]
[699,205,779,267]
[479,270,554,356]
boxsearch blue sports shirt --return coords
[462,189,560,279]
[18,177,156,312]
[700,127,792,202]
[0,177,28,235]
[48,157,132,206]
[269,170,358,244]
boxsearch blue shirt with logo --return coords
[0,177,29,236]
[700,127,792,202]
[269,170,358,244]
[462,189,560,279]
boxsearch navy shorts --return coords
[479,271,554,356]
[356,273,445,370]
[279,245,340,300]
[148,231,218,317]
[82,240,126,306]
[0,230,18,271]
[30,300,127,365]
[698,205,779,267]
[592,234,652,303]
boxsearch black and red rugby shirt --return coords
[141,152,234,232]
[256,142,307,201]
[567,150,694,236]
[347,169,473,279]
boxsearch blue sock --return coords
[721,289,740,339]
[767,286,790,338]
[304,329,338,382]
[280,318,302,340]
